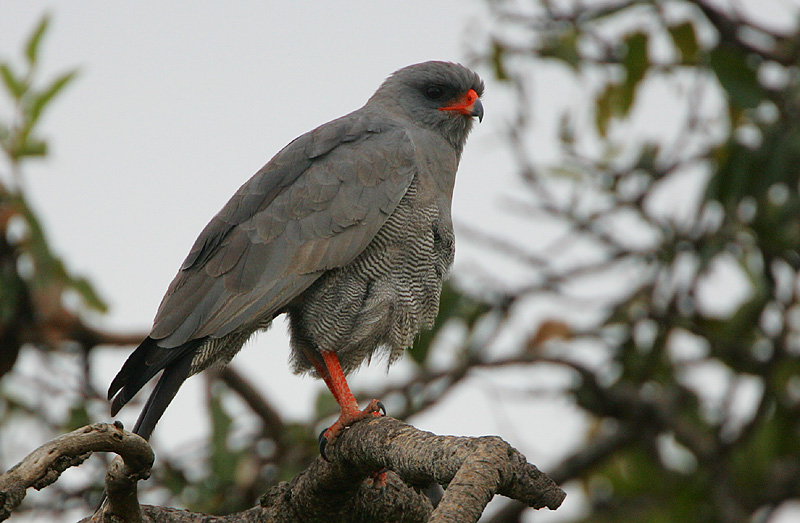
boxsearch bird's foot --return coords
[368,468,389,491]
[318,399,385,460]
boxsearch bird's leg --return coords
[314,350,384,456]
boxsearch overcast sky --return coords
[1,3,589,521]
[4,2,799,522]
[1,1,505,330]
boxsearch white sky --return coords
[0,0,548,435]
[3,2,799,522]
[1,3,577,522]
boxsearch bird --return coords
[107,61,484,449]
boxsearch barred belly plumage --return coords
[286,177,454,375]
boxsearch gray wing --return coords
[149,113,418,348]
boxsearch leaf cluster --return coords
[473,0,800,521]
[0,15,106,379]
[0,15,77,165]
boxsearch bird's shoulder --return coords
[180,111,417,273]
[149,111,422,344]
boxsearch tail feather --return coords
[130,348,196,439]
[109,336,203,437]
[96,338,201,513]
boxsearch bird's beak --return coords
[469,98,484,123]
[440,88,484,122]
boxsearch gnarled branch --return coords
[2,417,564,523]
[0,422,152,522]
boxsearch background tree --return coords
[0,16,140,520]
[3,0,800,521]
[464,0,800,521]
[0,13,562,523]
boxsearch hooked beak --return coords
[439,88,484,122]
[469,98,484,122]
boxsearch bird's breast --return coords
[286,176,453,376]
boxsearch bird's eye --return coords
[424,85,444,100]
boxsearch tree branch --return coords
[213,366,285,442]
[0,414,562,523]
[329,416,565,522]
[0,422,152,522]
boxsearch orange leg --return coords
[309,352,346,406]
[313,350,384,457]
[319,350,360,414]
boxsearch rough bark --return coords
[331,417,565,522]
[0,422,153,522]
[1,417,564,523]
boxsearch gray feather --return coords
[109,61,484,439]
[151,119,417,346]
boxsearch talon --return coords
[370,468,388,490]
[365,398,386,417]
[318,428,330,462]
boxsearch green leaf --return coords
[314,388,339,418]
[14,194,66,283]
[595,83,617,137]
[709,44,762,109]
[70,275,108,313]
[634,142,660,172]
[624,32,649,81]
[9,139,47,160]
[209,390,234,474]
[25,15,50,66]
[27,69,77,128]
[669,21,699,63]
[540,30,581,70]
[490,40,510,81]
[0,63,27,100]
[706,123,800,221]
[558,112,575,145]
[65,404,91,431]
[593,33,650,136]
[0,264,24,325]
[621,31,649,115]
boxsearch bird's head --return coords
[369,61,484,154]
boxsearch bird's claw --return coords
[318,399,387,460]
[318,428,330,461]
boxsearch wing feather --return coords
[150,113,417,347]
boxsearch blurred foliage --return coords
[0,14,104,380]
[472,0,800,521]
[5,2,800,522]
[0,16,77,164]
[0,15,115,521]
